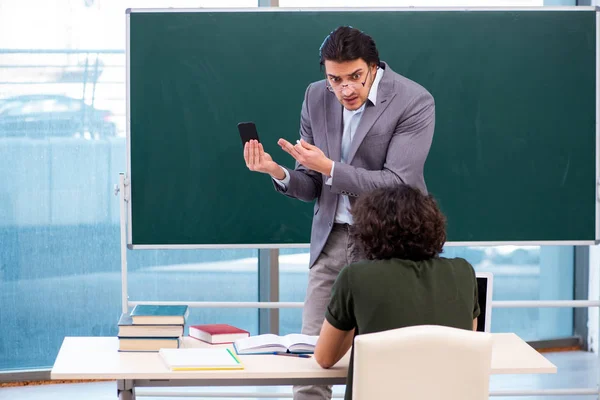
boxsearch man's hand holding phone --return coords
[240,121,333,180]
[239,121,285,179]
[243,140,285,180]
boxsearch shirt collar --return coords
[345,66,384,115]
[368,65,384,106]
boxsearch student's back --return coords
[328,257,478,336]
[313,184,480,400]
[325,256,478,400]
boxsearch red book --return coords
[189,324,250,344]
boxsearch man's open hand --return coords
[277,138,333,176]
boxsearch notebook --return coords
[159,348,244,371]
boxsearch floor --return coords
[0,351,598,400]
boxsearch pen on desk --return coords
[273,352,311,358]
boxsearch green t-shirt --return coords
[325,257,480,400]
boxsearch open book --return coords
[233,334,318,355]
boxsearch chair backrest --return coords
[353,325,493,400]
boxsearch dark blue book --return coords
[130,305,189,325]
[118,337,180,352]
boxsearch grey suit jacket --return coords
[274,62,435,268]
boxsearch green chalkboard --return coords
[127,9,597,246]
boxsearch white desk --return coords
[51,334,556,399]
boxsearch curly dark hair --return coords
[351,185,447,261]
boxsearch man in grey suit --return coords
[243,26,435,400]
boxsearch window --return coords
[0,0,583,372]
[0,0,258,372]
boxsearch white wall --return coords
[0,0,256,50]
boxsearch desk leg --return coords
[117,379,135,400]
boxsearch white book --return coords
[233,334,318,355]
[159,348,243,371]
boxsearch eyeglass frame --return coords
[325,66,375,93]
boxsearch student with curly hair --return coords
[314,184,479,400]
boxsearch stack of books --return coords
[117,305,189,352]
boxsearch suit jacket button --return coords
[328,222,332,227]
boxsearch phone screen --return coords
[238,122,260,145]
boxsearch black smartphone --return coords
[238,122,260,145]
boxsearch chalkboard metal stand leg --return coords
[259,248,280,334]
[115,173,130,314]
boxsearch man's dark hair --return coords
[351,185,446,261]
[319,26,380,67]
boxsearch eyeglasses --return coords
[326,68,373,93]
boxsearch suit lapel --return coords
[324,90,343,162]
[346,68,397,164]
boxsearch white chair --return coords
[353,325,493,400]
